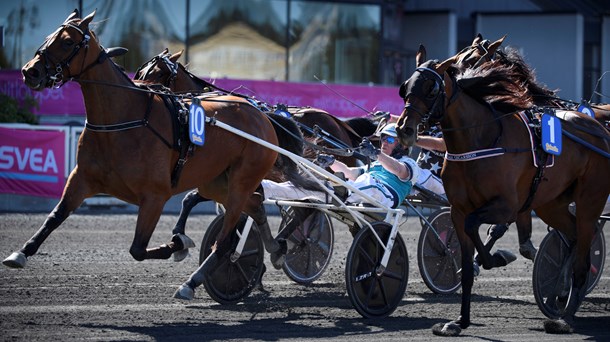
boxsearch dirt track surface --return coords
[1,212,609,342]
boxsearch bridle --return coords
[134,52,178,87]
[400,65,447,130]
[35,19,115,89]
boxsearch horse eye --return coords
[63,39,75,49]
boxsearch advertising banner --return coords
[0,70,84,116]
[0,70,403,118]
[0,126,67,198]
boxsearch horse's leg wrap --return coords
[172,190,208,235]
[173,252,219,300]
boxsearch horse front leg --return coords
[129,196,183,260]
[433,212,474,336]
[3,171,91,268]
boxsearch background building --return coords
[2,0,609,107]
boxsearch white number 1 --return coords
[546,117,555,144]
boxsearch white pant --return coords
[415,168,445,197]
[261,173,396,208]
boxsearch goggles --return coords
[381,135,396,144]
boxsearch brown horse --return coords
[5,10,317,300]
[133,49,379,243]
[396,46,610,335]
[134,48,381,159]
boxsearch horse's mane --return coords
[80,22,135,86]
[495,48,558,106]
[454,60,533,113]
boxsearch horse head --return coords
[133,48,184,87]
[22,10,100,90]
[395,45,454,147]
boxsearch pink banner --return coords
[0,70,404,118]
[213,79,405,119]
[0,127,66,198]
[0,70,84,115]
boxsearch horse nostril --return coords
[22,67,40,80]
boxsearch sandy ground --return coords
[0,212,609,342]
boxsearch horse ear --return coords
[472,33,483,46]
[416,45,426,67]
[170,50,184,62]
[437,56,456,74]
[487,35,506,55]
[81,10,96,27]
[64,9,79,23]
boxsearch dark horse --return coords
[133,48,379,250]
[396,46,610,335]
[5,10,318,301]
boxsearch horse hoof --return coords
[432,322,461,336]
[173,249,190,262]
[543,318,574,334]
[519,240,537,261]
[495,249,517,266]
[270,239,287,270]
[173,233,196,249]
[2,252,27,268]
[173,283,195,300]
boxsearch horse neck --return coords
[175,70,203,93]
[78,48,148,125]
[440,92,502,154]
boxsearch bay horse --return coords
[5,10,318,300]
[396,46,610,335]
[133,49,380,246]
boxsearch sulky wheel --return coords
[200,213,264,305]
[532,229,574,319]
[586,220,606,293]
[279,206,334,284]
[417,208,462,294]
[533,223,607,318]
[345,221,408,318]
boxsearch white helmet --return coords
[376,123,398,138]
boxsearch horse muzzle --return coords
[396,124,417,147]
[21,60,49,91]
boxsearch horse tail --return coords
[268,113,324,191]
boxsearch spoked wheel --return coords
[532,224,606,319]
[532,229,574,319]
[199,213,264,304]
[587,220,606,293]
[345,221,408,318]
[417,208,462,294]
[279,206,334,284]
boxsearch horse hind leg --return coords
[516,212,537,261]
